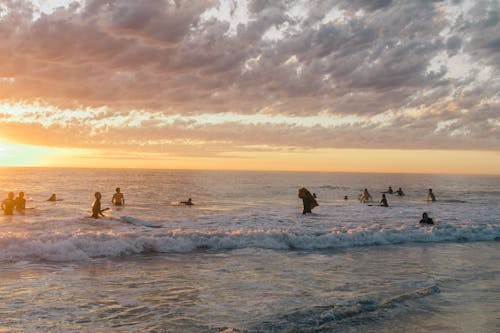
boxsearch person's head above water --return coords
[422,212,428,218]
[95,192,102,199]
[8,192,14,199]
[115,187,120,193]
[18,192,24,198]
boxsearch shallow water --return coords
[0,168,499,331]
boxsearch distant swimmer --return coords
[344,195,348,200]
[419,212,434,225]
[395,187,405,196]
[1,192,15,215]
[359,188,372,203]
[383,186,394,194]
[180,198,194,206]
[379,194,389,207]
[47,193,57,201]
[427,189,436,202]
[91,192,108,218]
[15,192,26,211]
[298,187,318,214]
[112,187,125,206]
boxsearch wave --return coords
[0,222,498,262]
[248,285,441,332]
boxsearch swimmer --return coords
[384,186,394,194]
[1,192,15,215]
[427,189,436,202]
[395,187,405,196]
[180,198,194,206]
[419,212,434,225]
[91,192,108,218]
[379,194,389,207]
[359,188,372,203]
[47,193,57,202]
[112,187,125,206]
[15,191,26,211]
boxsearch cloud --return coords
[0,0,498,155]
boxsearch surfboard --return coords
[120,216,162,228]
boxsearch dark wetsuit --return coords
[420,217,434,225]
[299,188,318,214]
[380,198,389,207]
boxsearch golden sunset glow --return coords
[0,0,498,174]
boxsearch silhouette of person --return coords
[15,192,26,211]
[47,193,57,201]
[180,198,194,206]
[2,192,15,215]
[419,212,434,225]
[112,187,125,206]
[427,189,436,202]
[92,192,107,218]
[396,187,405,196]
[379,194,389,207]
[298,188,318,214]
[344,195,348,200]
[359,188,372,203]
[384,186,394,194]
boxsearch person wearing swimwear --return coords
[112,187,125,206]
[92,192,107,218]
[2,192,15,215]
[15,191,26,211]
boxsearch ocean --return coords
[0,168,499,332]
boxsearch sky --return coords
[0,0,499,174]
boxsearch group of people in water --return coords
[1,186,194,218]
[0,191,25,215]
[2,185,436,225]
[298,186,438,224]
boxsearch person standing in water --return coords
[359,188,372,203]
[298,188,318,214]
[92,192,107,218]
[15,192,26,211]
[379,194,389,207]
[395,187,405,196]
[1,192,16,215]
[427,189,436,202]
[112,187,125,206]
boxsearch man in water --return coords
[419,212,434,225]
[15,192,26,211]
[379,194,389,207]
[427,189,436,202]
[92,192,107,218]
[384,186,394,194]
[180,198,194,205]
[396,187,405,196]
[47,193,57,201]
[359,188,372,203]
[1,192,15,215]
[112,187,125,206]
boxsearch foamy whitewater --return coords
[0,168,499,332]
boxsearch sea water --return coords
[0,168,498,332]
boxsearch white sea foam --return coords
[0,221,498,262]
